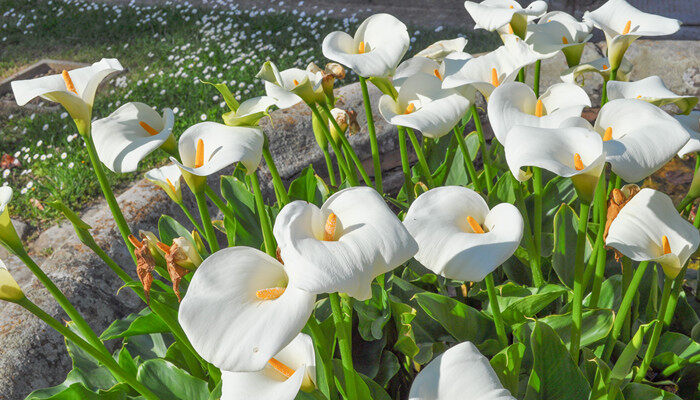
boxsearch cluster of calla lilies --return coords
[2,0,700,399]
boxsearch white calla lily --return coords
[178,247,316,372]
[409,341,516,400]
[379,74,471,139]
[92,102,175,173]
[606,188,700,278]
[0,259,24,303]
[11,58,123,134]
[322,13,409,78]
[505,125,605,203]
[394,57,445,89]
[145,164,183,203]
[526,11,593,66]
[415,37,468,63]
[442,36,540,99]
[221,332,316,400]
[606,76,698,115]
[583,0,681,70]
[273,186,418,300]
[223,96,277,126]
[594,99,689,183]
[487,81,590,143]
[464,0,547,39]
[560,56,633,84]
[676,111,700,158]
[170,121,264,177]
[257,61,324,108]
[404,186,523,282]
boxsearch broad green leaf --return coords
[552,204,592,288]
[200,80,239,111]
[99,308,169,340]
[490,342,526,397]
[584,275,622,310]
[389,298,420,360]
[610,321,657,389]
[651,332,700,376]
[444,131,480,186]
[124,332,169,361]
[374,351,400,387]
[332,360,373,400]
[621,383,682,400]
[514,309,613,348]
[541,174,577,230]
[498,285,567,325]
[672,291,700,335]
[117,346,138,379]
[414,292,496,345]
[158,215,196,247]
[524,321,590,400]
[488,172,517,205]
[220,175,263,248]
[354,283,391,341]
[137,359,209,400]
[25,382,125,400]
[288,166,324,204]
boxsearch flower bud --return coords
[329,108,359,142]
[171,237,203,270]
[0,259,24,302]
[324,63,346,80]
[0,187,23,255]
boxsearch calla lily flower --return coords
[583,0,681,70]
[322,13,410,78]
[221,332,316,400]
[505,125,605,203]
[379,74,471,139]
[273,186,418,300]
[257,61,324,108]
[178,246,316,372]
[394,55,453,90]
[145,164,183,203]
[442,36,540,99]
[414,37,468,63]
[0,259,24,303]
[403,186,523,282]
[606,76,698,115]
[594,99,689,183]
[464,0,547,39]
[11,58,123,134]
[606,188,700,278]
[0,187,22,253]
[526,11,593,66]
[92,102,175,173]
[676,111,700,158]
[409,341,516,400]
[560,56,633,84]
[170,122,264,178]
[223,96,277,127]
[487,81,590,143]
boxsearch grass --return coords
[0,0,500,230]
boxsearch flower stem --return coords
[600,68,618,106]
[359,76,383,194]
[194,190,219,253]
[176,201,204,235]
[249,172,276,257]
[570,200,591,363]
[635,274,673,382]
[533,60,541,97]
[471,104,494,192]
[305,317,336,400]
[453,127,481,193]
[329,293,357,400]
[602,261,650,361]
[405,127,434,188]
[517,67,525,83]
[308,103,354,185]
[588,175,608,307]
[663,264,689,328]
[262,144,290,206]
[17,297,159,400]
[397,126,414,203]
[512,174,544,287]
[322,146,338,187]
[484,273,508,348]
[532,167,543,277]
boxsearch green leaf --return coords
[610,321,657,388]
[389,298,420,360]
[124,332,169,361]
[117,346,138,379]
[414,292,496,345]
[514,309,613,349]
[552,203,592,288]
[158,215,196,247]
[444,131,479,186]
[99,308,169,340]
[490,342,525,396]
[200,80,239,111]
[288,166,323,204]
[498,284,567,325]
[524,321,590,400]
[374,351,400,387]
[651,332,700,376]
[488,172,517,205]
[621,383,682,400]
[354,283,391,341]
[136,359,209,400]
[220,175,263,248]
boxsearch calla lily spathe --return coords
[257,61,324,108]
[414,37,468,63]
[583,0,681,70]
[393,38,468,88]
[378,74,471,139]
[560,56,633,84]
[11,58,123,134]
[223,96,277,127]
[594,99,689,183]
[0,187,21,252]
[676,111,700,158]
[403,186,523,282]
[322,13,410,78]
[92,102,175,173]
[170,122,264,177]
[409,341,515,400]
[505,124,605,203]
[145,164,183,203]
[442,35,540,99]
[526,11,593,66]
[0,259,24,302]
[221,333,316,400]
[464,0,547,39]
[487,81,590,143]
[606,188,700,278]
[273,186,418,300]
[178,246,316,372]
[606,76,698,115]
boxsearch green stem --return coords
[249,172,276,257]
[306,317,336,400]
[602,261,650,361]
[485,274,508,348]
[308,103,354,185]
[405,127,434,188]
[329,293,357,400]
[262,144,290,206]
[359,77,383,194]
[203,185,237,225]
[532,167,543,274]
[471,104,494,192]
[512,175,544,287]
[533,60,541,97]
[677,196,693,213]
[600,68,618,106]
[453,127,481,193]
[570,200,591,363]
[322,147,338,187]
[517,67,525,83]
[397,126,414,203]
[621,258,633,341]
[635,274,673,382]
[84,134,135,261]
[663,264,689,327]
[17,298,159,400]
[194,190,219,253]
[176,201,204,235]
[588,175,608,307]
[341,146,359,185]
